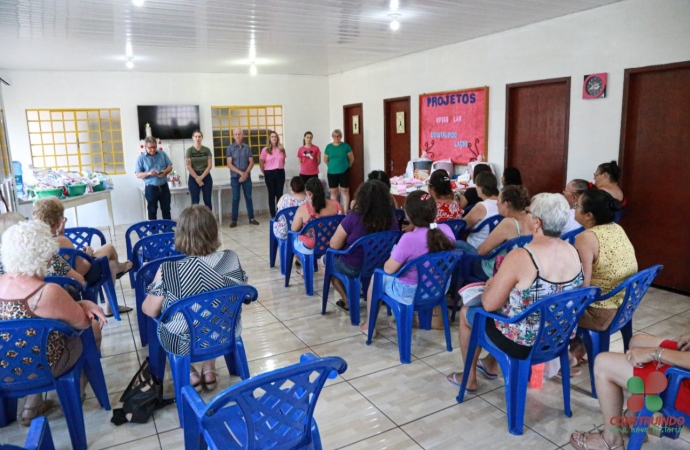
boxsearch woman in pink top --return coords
[297,131,321,184]
[260,131,287,217]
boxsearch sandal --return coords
[190,367,202,392]
[570,428,624,450]
[202,370,218,391]
[21,399,55,427]
[105,305,133,318]
[476,359,498,380]
[447,372,476,393]
[335,299,349,312]
[115,261,133,280]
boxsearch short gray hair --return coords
[332,129,343,137]
[144,136,157,146]
[530,193,570,237]
[1,220,58,277]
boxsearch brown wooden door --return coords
[343,103,364,192]
[505,77,571,195]
[384,97,411,177]
[619,61,690,293]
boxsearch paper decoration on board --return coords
[419,87,489,164]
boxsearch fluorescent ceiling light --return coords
[126,60,134,69]
[390,19,400,30]
[390,0,399,11]
[126,43,133,57]
[132,0,144,6]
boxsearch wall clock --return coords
[583,73,607,99]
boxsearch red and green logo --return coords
[627,371,668,412]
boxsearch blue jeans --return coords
[144,184,171,220]
[188,171,213,210]
[231,177,254,222]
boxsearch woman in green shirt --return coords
[186,130,214,210]
[324,129,354,213]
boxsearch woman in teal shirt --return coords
[185,130,214,210]
[324,129,354,213]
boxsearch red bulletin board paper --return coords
[419,87,489,164]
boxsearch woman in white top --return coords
[461,172,500,248]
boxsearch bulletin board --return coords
[419,87,489,164]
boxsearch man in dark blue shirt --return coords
[227,128,259,227]
[135,136,173,220]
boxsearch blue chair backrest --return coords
[159,285,258,359]
[467,214,503,234]
[44,276,85,300]
[487,235,533,259]
[299,216,344,256]
[63,227,106,248]
[561,227,585,245]
[462,202,475,216]
[0,318,78,393]
[519,287,600,361]
[270,206,299,238]
[125,220,176,261]
[443,219,467,240]
[198,355,347,449]
[134,255,186,303]
[132,233,180,274]
[351,230,401,279]
[58,247,94,269]
[607,265,663,335]
[398,250,462,307]
[0,416,54,450]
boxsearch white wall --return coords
[328,0,690,184]
[2,71,330,226]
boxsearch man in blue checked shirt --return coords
[227,128,259,227]
[135,136,173,220]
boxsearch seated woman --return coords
[457,164,493,211]
[32,197,132,315]
[0,212,86,287]
[570,332,690,450]
[594,160,625,202]
[501,167,522,186]
[325,180,398,311]
[429,169,463,222]
[273,176,309,240]
[350,170,398,210]
[291,178,343,273]
[142,205,247,391]
[447,193,583,391]
[359,191,455,336]
[570,189,637,361]
[0,220,106,425]
[456,172,500,250]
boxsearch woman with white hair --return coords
[0,220,106,425]
[447,193,584,391]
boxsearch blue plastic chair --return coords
[269,206,299,275]
[63,227,107,248]
[628,367,690,450]
[456,287,601,435]
[322,230,401,325]
[366,250,462,364]
[0,319,111,450]
[181,354,347,450]
[576,265,663,398]
[133,255,186,347]
[284,216,345,296]
[0,417,56,450]
[151,285,259,422]
[131,232,181,282]
[442,218,467,240]
[465,214,503,236]
[561,226,585,245]
[58,248,120,321]
[125,220,176,287]
[44,276,86,301]
[462,202,475,216]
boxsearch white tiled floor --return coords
[2,214,690,449]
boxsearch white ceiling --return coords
[0,0,621,76]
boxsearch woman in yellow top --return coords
[186,130,214,210]
[574,188,637,331]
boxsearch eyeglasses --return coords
[525,208,531,215]
[563,190,577,197]
[593,172,602,178]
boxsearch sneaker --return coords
[230,222,237,228]
[249,219,260,225]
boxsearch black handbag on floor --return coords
[111,357,174,425]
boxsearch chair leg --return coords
[55,370,88,450]
[310,418,323,450]
[148,321,166,381]
[303,254,314,296]
[418,308,432,330]
[182,399,206,450]
[628,409,653,450]
[505,360,531,435]
[347,277,360,327]
[396,305,415,364]
[580,330,599,399]
[559,351,573,417]
[366,299,383,345]
[0,397,18,427]
[278,240,287,276]
[228,337,250,380]
[80,328,111,410]
[322,265,332,315]
[169,354,192,424]
[621,321,633,352]
[136,294,148,347]
[284,243,294,287]
[269,235,277,268]
[440,302,453,352]
[457,324,481,403]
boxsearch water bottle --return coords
[12,161,25,196]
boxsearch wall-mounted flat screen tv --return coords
[137,105,200,140]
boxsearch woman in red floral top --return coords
[428,169,462,222]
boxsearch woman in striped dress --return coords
[142,205,247,392]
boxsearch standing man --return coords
[227,128,259,227]
[135,136,173,220]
